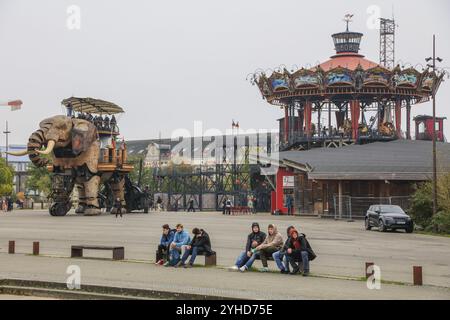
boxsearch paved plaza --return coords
[0,210,449,299]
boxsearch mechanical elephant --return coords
[8,115,126,216]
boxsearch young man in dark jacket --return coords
[176,228,213,268]
[272,225,295,274]
[285,228,310,276]
[156,224,175,265]
[229,222,266,271]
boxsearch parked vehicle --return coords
[365,205,413,233]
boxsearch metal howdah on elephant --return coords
[7,97,151,216]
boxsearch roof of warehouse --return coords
[278,140,450,181]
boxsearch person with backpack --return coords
[156,224,175,265]
[285,228,315,276]
[229,222,266,271]
[224,198,232,215]
[272,225,295,274]
[176,228,214,268]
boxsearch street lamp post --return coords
[425,35,443,216]
[3,121,11,165]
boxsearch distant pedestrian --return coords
[286,194,294,215]
[225,198,232,215]
[156,196,163,211]
[115,198,123,218]
[187,199,195,212]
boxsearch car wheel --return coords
[378,219,386,232]
[405,225,414,233]
[365,218,372,230]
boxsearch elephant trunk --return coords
[27,129,51,167]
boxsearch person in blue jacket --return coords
[156,224,175,265]
[166,223,191,266]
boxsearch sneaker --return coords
[174,261,183,268]
[302,271,310,277]
[184,263,193,268]
[163,261,171,267]
[155,259,164,265]
[291,266,300,274]
[229,265,239,271]
[280,269,288,274]
[239,266,248,272]
[259,267,269,272]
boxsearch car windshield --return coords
[379,205,405,214]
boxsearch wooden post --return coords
[338,180,343,219]
[413,266,423,286]
[8,241,15,254]
[33,241,39,255]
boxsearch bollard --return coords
[8,241,15,254]
[365,262,374,279]
[33,241,40,255]
[413,266,423,286]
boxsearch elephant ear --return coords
[71,119,99,154]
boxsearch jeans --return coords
[169,246,185,265]
[244,252,260,269]
[181,246,200,265]
[286,251,310,273]
[272,250,289,271]
[235,251,250,268]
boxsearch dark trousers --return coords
[287,206,293,215]
[287,251,310,273]
[157,244,169,261]
[259,247,279,268]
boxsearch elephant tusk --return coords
[6,149,31,156]
[35,140,56,155]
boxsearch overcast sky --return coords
[1,0,449,144]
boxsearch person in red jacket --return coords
[285,228,310,276]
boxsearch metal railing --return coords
[332,195,411,220]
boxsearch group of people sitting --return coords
[229,222,315,276]
[156,223,214,268]
[155,222,315,276]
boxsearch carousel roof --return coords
[251,21,445,107]
[316,53,379,71]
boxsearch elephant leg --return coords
[83,175,101,216]
[111,177,126,214]
[75,183,86,214]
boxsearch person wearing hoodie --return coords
[252,224,284,272]
[166,223,191,267]
[229,222,266,271]
[285,228,310,276]
[176,228,214,268]
[156,224,175,265]
[272,225,295,274]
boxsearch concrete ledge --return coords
[0,279,237,300]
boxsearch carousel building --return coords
[251,18,448,217]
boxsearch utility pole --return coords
[425,35,443,216]
[3,121,11,165]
